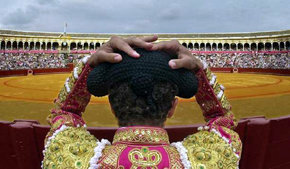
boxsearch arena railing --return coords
[0,64,74,77]
[1,66,289,77]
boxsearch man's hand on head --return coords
[87,35,158,67]
[151,40,203,72]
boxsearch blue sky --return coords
[0,0,289,33]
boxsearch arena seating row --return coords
[0,115,290,169]
[0,50,59,54]
[1,50,289,54]
[191,50,290,54]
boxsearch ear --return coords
[167,98,178,118]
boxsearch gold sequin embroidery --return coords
[163,146,184,168]
[98,144,127,168]
[221,95,231,111]
[113,127,169,145]
[183,130,240,169]
[128,147,162,168]
[42,127,98,169]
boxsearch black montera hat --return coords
[87,48,198,98]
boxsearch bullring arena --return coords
[0,72,290,126]
[0,29,290,169]
[0,29,289,126]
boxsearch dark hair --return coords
[108,82,178,127]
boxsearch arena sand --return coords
[0,73,289,127]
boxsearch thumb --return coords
[89,51,122,67]
[98,52,122,64]
[169,57,196,70]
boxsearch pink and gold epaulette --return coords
[46,56,92,139]
[195,66,231,122]
[53,56,92,116]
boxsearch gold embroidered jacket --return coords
[42,57,242,169]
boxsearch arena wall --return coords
[0,63,73,77]
[211,68,290,74]
[1,66,289,77]
[1,115,290,169]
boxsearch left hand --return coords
[87,35,158,67]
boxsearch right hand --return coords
[151,40,203,72]
[87,35,158,67]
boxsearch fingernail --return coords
[114,55,122,61]
[132,51,140,57]
[169,61,176,68]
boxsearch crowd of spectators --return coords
[191,46,290,51]
[67,54,84,64]
[0,52,289,70]
[195,53,289,69]
[0,53,67,70]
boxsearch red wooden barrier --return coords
[2,116,290,169]
[264,115,290,169]
[9,121,40,169]
[0,121,18,169]
[239,118,271,169]
[211,68,290,75]
[1,66,289,77]
[211,67,233,72]
[0,69,27,77]
[238,68,290,75]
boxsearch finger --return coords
[169,55,197,70]
[114,40,140,58]
[94,51,123,65]
[178,45,192,56]
[151,40,180,52]
[140,35,158,43]
[128,37,154,50]
[151,41,169,51]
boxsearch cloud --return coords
[36,0,58,5]
[0,0,289,33]
[2,5,40,28]
[158,3,181,20]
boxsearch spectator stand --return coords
[0,50,289,75]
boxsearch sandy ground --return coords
[0,73,289,127]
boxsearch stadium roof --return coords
[1,29,290,39]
